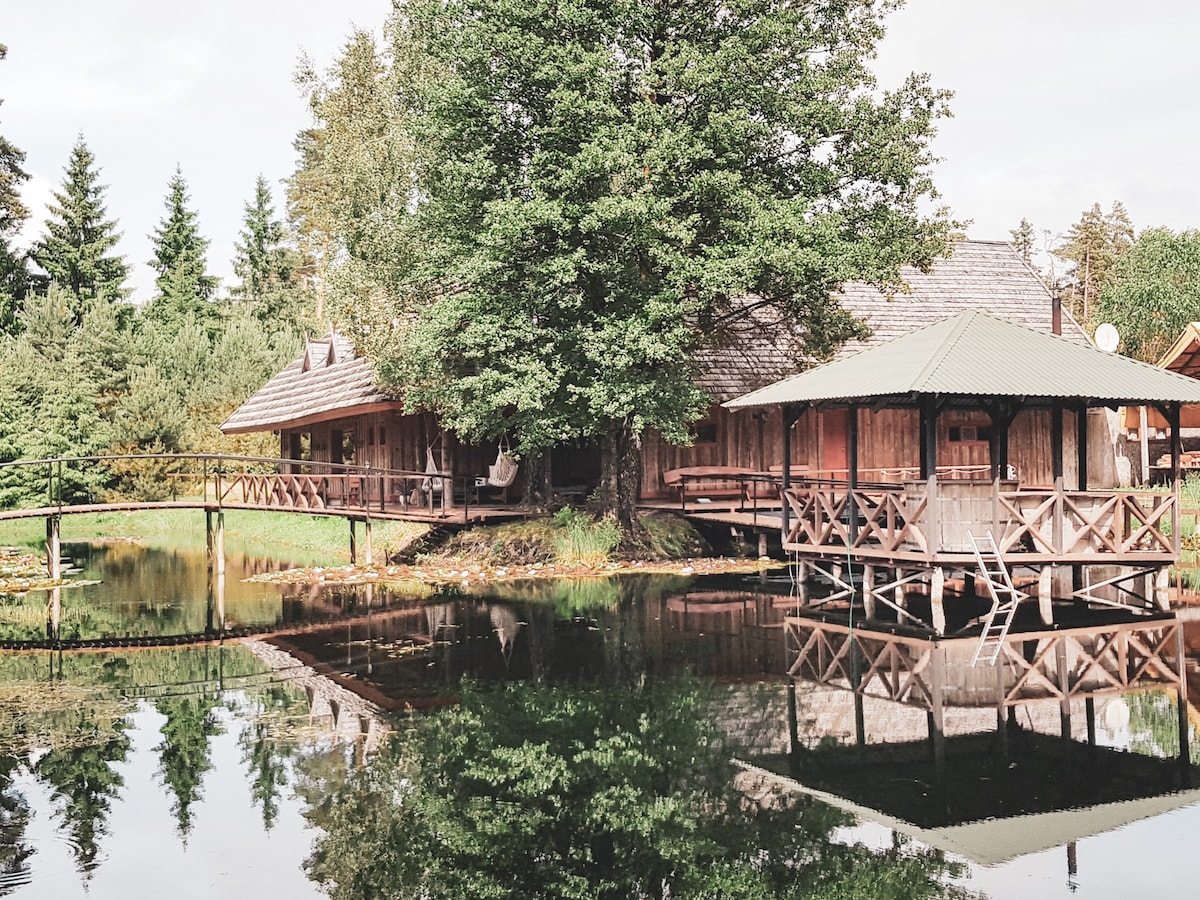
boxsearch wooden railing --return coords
[0,453,486,520]
[782,477,1178,562]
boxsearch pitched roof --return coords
[725,309,1200,410]
[220,332,400,434]
[698,239,1085,402]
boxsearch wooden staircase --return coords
[969,530,1025,666]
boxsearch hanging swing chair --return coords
[482,439,519,503]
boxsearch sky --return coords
[4,0,1200,304]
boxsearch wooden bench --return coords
[662,466,778,509]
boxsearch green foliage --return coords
[0,43,30,336]
[1094,227,1200,362]
[1009,217,1036,268]
[552,507,621,566]
[145,167,220,330]
[1054,201,1134,329]
[155,694,223,837]
[305,681,970,900]
[30,136,130,313]
[232,175,308,323]
[298,0,953,531]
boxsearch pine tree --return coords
[31,136,129,316]
[0,43,31,333]
[1054,202,1134,327]
[1009,218,1036,266]
[146,168,219,327]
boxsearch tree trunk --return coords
[599,417,646,546]
[520,449,551,511]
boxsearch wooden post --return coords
[787,679,800,771]
[995,657,1008,758]
[862,565,875,619]
[1177,624,1191,779]
[364,517,374,566]
[1038,566,1053,625]
[1056,639,1072,740]
[1085,696,1097,761]
[349,518,358,565]
[1170,403,1183,555]
[46,586,61,642]
[205,508,214,570]
[1139,405,1151,484]
[1076,405,1089,491]
[930,566,946,635]
[45,515,61,581]
[215,511,226,577]
[781,405,798,541]
[848,404,859,548]
[928,644,946,772]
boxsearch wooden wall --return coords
[638,403,1114,498]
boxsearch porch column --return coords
[1170,402,1183,555]
[781,404,800,541]
[1076,404,1089,490]
[848,404,859,547]
[919,397,938,478]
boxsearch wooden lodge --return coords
[224,240,1110,523]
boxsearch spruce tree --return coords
[0,43,31,333]
[31,136,129,316]
[231,175,301,320]
[146,168,219,328]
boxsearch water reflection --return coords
[7,543,1200,897]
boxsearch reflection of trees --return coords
[305,681,973,900]
[0,757,33,896]
[34,719,131,880]
[1128,690,1188,760]
[237,684,307,831]
[154,695,222,838]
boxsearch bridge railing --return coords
[0,453,476,519]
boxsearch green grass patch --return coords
[0,509,428,567]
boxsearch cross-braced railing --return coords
[783,478,1177,562]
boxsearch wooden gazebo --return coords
[726,310,1200,633]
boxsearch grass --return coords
[0,508,429,567]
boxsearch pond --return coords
[1,542,1199,898]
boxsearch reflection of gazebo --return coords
[726,310,1200,633]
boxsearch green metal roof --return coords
[724,309,1200,409]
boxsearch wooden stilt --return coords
[1177,625,1191,779]
[216,569,226,632]
[787,679,800,770]
[349,519,358,565]
[929,644,946,771]
[930,567,946,635]
[45,516,61,581]
[364,518,374,566]
[1056,640,1072,740]
[1038,567,1053,625]
[1085,696,1097,761]
[1154,567,1170,611]
[205,508,214,569]
[862,565,875,619]
[995,657,1008,757]
[758,531,768,558]
[46,586,61,642]
[215,511,226,577]
[796,561,809,606]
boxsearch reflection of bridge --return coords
[0,452,527,576]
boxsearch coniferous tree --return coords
[0,43,32,333]
[1054,201,1134,327]
[231,175,302,321]
[146,168,219,329]
[31,137,130,318]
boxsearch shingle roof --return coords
[220,333,399,434]
[725,309,1200,410]
[698,240,1085,401]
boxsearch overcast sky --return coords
[4,0,1198,303]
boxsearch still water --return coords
[1,542,1198,898]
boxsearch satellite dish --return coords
[1095,322,1120,352]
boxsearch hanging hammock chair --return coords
[423,446,447,494]
[482,440,518,503]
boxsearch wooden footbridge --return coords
[0,452,527,577]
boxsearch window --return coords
[948,425,991,443]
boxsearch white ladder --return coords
[968,531,1023,666]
